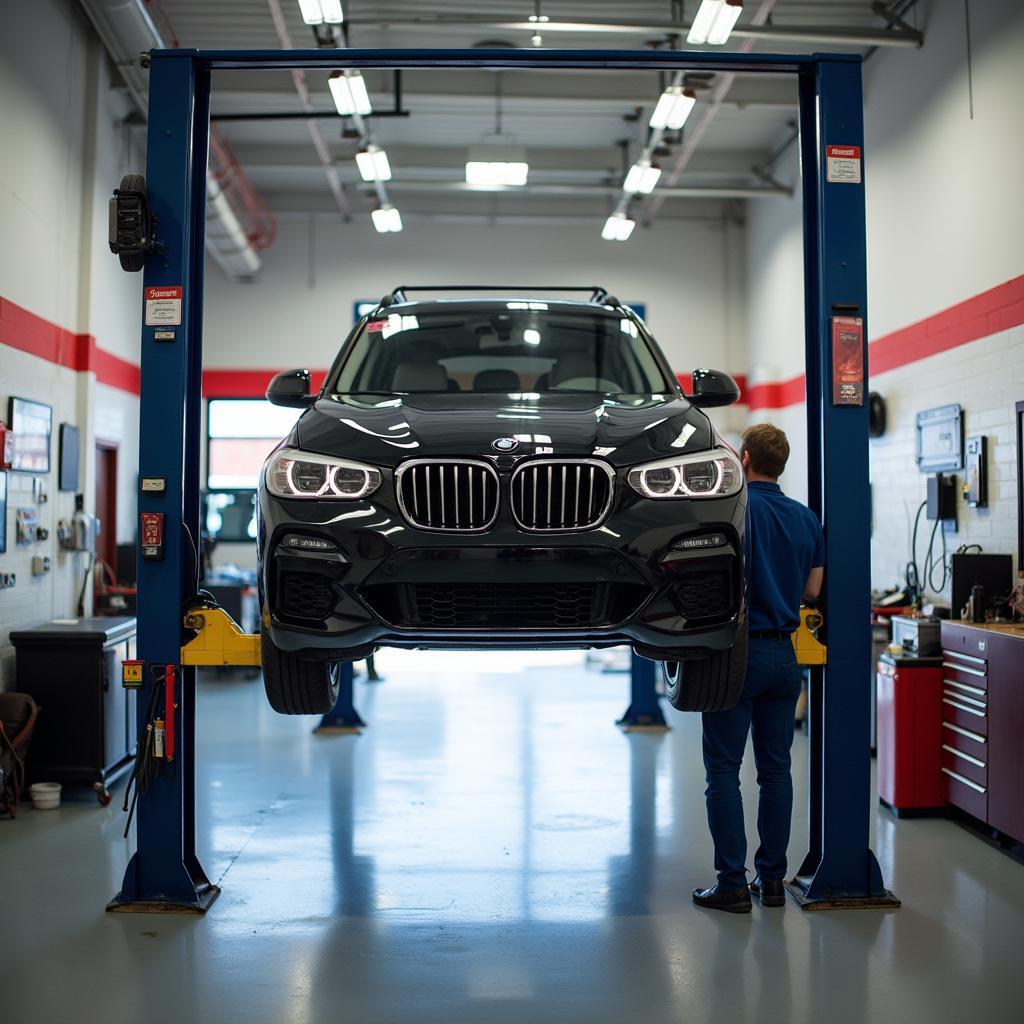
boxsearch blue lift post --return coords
[788,57,898,909]
[110,46,895,913]
[618,655,668,730]
[314,663,367,733]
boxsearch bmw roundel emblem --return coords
[492,437,519,452]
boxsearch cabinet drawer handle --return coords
[942,721,986,744]
[942,743,986,769]
[942,767,986,794]
[942,679,985,697]
[942,697,985,718]
[940,661,986,678]
[942,689,986,709]
[941,650,986,666]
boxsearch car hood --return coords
[292,392,715,469]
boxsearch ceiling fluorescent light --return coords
[329,71,372,116]
[649,86,697,130]
[687,0,742,46]
[601,213,635,242]
[372,206,403,233]
[356,145,391,182]
[298,0,343,25]
[623,161,661,195]
[318,0,344,23]
[465,162,529,187]
[707,0,743,44]
[465,145,529,188]
[297,0,324,24]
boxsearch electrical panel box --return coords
[926,473,957,521]
[916,404,963,473]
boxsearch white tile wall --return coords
[869,325,1023,606]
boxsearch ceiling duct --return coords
[78,0,272,280]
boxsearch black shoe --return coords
[749,877,786,907]
[692,884,752,914]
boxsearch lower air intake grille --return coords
[363,581,648,629]
[279,571,336,621]
[397,460,498,531]
[674,571,734,623]
[511,460,614,531]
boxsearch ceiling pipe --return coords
[338,14,922,48]
[77,0,269,280]
[379,181,789,199]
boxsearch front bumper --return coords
[258,478,746,660]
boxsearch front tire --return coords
[663,625,748,712]
[261,627,340,715]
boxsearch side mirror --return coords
[267,369,315,408]
[688,368,740,408]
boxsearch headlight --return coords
[627,447,743,499]
[264,448,381,500]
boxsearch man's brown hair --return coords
[741,423,790,479]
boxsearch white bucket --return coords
[29,782,61,810]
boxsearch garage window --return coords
[206,399,302,490]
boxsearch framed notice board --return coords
[8,397,52,473]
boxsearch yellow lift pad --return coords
[792,607,827,666]
[180,607,261,667]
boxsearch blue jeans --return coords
[701,637,802,890]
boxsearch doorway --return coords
[94,441,118,573]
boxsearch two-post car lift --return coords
[107,46,897,914]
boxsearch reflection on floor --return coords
[2,649,1023,1024]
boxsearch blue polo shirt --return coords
[746,481,825,633]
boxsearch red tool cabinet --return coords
[876,652,944,815]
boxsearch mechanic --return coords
[692,423,824,914]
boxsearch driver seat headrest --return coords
[392,360,449,392]
[549,352,595,387]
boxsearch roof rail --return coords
[385,285,612,305]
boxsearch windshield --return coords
[330,305,672,397]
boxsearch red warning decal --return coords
[366,319,386,332]
[144,286,183,326]
[826,145,862,184]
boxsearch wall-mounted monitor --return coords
[915,403,963,474]
[8,396,52,474]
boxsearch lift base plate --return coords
[784,875,900,911]
[106,883,221,915]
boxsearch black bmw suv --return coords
[257,287,747,715]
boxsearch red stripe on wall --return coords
[745,374,806,411]
[0,296,84,370]
[202,368,328,398]
[869,274,1024,376]
[746,274,1024,411]
[0,296,140,395]
[92,346,141,396]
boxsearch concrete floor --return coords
[2,650,1023,1024]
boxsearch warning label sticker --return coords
[826,145,862,184]
[144,286,183,326]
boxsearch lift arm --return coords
[792,606,827,666]
[180,607,261,667]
